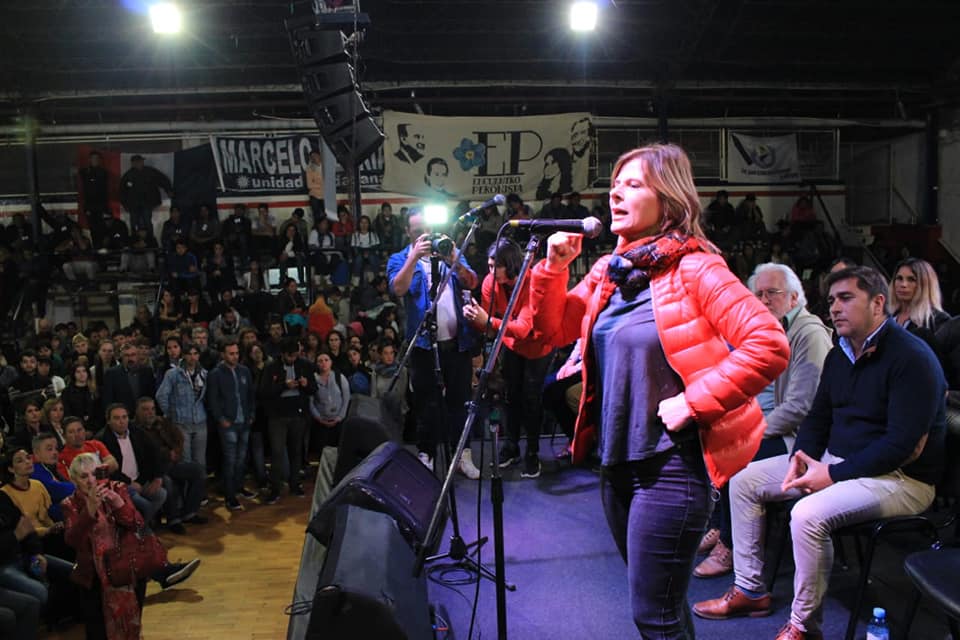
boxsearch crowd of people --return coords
[1,142,959,639]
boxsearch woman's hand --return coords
[657,393,693,432]
[462,301,488,326]
[545,232,582,272]
[85,489,102,517]
[98,484,125,509]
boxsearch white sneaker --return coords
[418,452,434,472]
[458,449,481,480]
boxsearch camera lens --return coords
[431,234,453,256]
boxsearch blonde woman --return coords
[888,257,951,353]
[41,398,67,449]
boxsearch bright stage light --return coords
[570,1,598,32]
[150,3,182,34]
[423,204,450,227]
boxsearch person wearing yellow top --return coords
[1,448,61,537]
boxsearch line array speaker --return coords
[285,17,383,166]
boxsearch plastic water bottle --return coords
[866,607,889,640]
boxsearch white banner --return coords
[727,132,800,183]
[382,111,592,201]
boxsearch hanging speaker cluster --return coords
[285,15,383,167]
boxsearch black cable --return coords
[284,599,314,616]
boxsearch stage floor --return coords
[427,437,955,640]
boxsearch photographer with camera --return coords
[387,208,481,479]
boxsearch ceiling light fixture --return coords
[570,1,598,32]
[150,3,182,35]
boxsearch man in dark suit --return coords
[101,343,155,416]
[97,402,167,524]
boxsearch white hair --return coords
[748,262,807,308]
[68,452,99,484]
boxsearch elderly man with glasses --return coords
[693,263,833,579]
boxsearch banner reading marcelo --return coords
[212,134,321,192]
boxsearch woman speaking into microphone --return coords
[529,144,789,638]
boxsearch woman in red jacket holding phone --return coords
[529,143,790,638]
[463,238,554,479]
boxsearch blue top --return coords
[794,318,946,485]
[591,285,689,466]
[30,463,74,522]
[386,244,476,352]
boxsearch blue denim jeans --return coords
[0,586,40,640]
[219,422,250,501]
[0,555,74,605]
[178,422,208,468]
[600,442,713,639]
[128,484,168,527]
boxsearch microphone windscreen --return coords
[581,216,603,239]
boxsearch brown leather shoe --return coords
[692,585,772,620]
[774,622,823,640]
[697,527,721,554]
[693,539,733,577]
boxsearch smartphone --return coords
[94,466,110,480]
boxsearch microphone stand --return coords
[393,217,501,590]
[416,224,539,640]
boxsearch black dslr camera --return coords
[428,233,454,257]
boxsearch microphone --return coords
[507,216,603,239]
[455,194,507,223]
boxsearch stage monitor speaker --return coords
[308,441,442,553]
[306,505,433,640]
[333,415,398,485]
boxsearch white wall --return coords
[890,132,925,224]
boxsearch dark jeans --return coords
[601,442,713,639]
[410,343,472,458]
[249,430,269,488]
[128,206,154,235]
[501,347,553,455]
[162,461,207,522]
[219,422,250,501]
[713,435,788,548]
[309,196,326,224]
[0,587,39,640]
[268,415,306,493]
[542,372,579,440]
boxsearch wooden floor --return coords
[43,491,313,640]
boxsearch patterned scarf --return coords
[606,233,706,297]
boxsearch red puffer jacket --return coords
[529,249,790,488]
